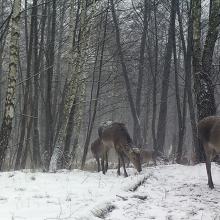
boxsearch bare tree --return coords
[156,0,176,154]
[110,0,143,147]
[44,0,57,164]
[81,5,108,169]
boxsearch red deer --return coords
[91,138,108,173]
[137,149,157,166]
[198,116,220,189]
[91,137,130,173]
[99,122,142,177]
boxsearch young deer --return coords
[198,116,220,189]
[99,122,142,177]
[138,149,157,166]
[90,138,108,173]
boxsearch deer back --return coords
[100,122,132,152]
[198,116,220,154]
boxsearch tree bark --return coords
[62,93,78,168]
[134,0,149,145]
[151,0,158,151]
[0,0,21,169]
[52,0,66,143]
[156,0,176,153]
[178,0,198,162]
[44,0,57,162]
[192,0,220,162]
[32,0,46,168]
[14,0,36,169]
[173,28,187,163]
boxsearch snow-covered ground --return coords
[0,163,219,220]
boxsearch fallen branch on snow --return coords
[91,202,116,219]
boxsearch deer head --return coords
[128,148,142,172]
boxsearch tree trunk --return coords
[68,0,89,162]
[21,113,33,169]
[81,8,108,169]
[62,94,78,168]
[33,0,46,168]
[44,0,57,162]
[49,0,78,170]
[0,1,9,122]
[54,0,80,147]
[156,0,176,154]
[0,0,21,169]
[134,0,149,146]
[53,79,68,149]
[192,0,220,162]
[52,0,66,142]
[178,0,198,162]
[151,0,158,151]
[14,0,36,169]
[173,27,187,163]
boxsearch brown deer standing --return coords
[99,122,142,177]
[90,138,108,173]
[198,116,220,189]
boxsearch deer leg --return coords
[117,156,121,176]
[204,143,214,189]
[125,155,130,167]
[205,155,214,189]
[96,157,100,172]
[105,151,108,173]
[126,160,130,168]
[101,156,105,174]
[152,152,157,166]
[120,153,128,177]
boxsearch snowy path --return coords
[107,164,220,220]
[0,164,219,220]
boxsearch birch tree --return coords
[192,0,220,162]
[0,0,21,169]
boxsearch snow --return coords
[0,163,219,220]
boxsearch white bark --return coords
[0,0,21,169]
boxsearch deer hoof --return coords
[208,182,214,189]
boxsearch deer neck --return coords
[121,143,133,158]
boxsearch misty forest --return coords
[0,0,220,219]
